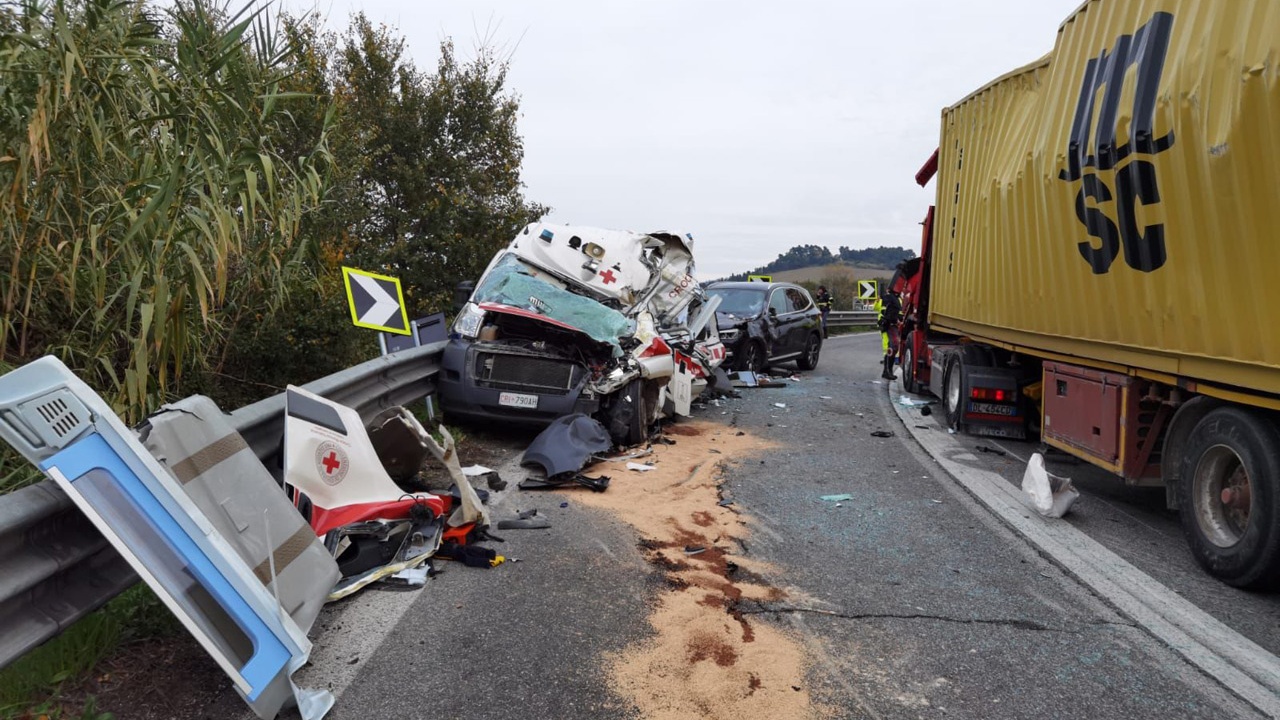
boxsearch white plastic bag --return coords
[1021,452,1079,518]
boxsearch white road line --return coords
[889,384,1280,718]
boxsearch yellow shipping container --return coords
[930,0,1280,399]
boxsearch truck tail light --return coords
[971,387,1013,402]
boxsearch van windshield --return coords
[473,254,630,354]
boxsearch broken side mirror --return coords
[768,306,778,318]
[453,280,476,314]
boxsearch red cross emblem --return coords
[315,441,349,485]
[322,451,341,474]
[599,269,617,285]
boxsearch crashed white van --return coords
[439,223,725,445]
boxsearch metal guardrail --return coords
[825,310,878,328]
[0,341,447,671]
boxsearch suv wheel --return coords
[737,341,765,373]
[797,333,821,371]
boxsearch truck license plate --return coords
[970,402,1017,416]
[499,392,538,409]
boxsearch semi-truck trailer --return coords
[895,0,1280,589]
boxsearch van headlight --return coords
[454,304,486,339]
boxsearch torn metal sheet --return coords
[394,409,490,529]
[502,223,697,324]
[283,387,446,537]
[0,357,330,720]
[140,396,339,637]
[325,515,442,601]
[521,413,612,478]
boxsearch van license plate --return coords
[499,392,538,409]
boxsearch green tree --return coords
[335,16,547,314]
[209,13,549,401]
[0,0,329,423]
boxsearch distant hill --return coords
[720,244,915,282]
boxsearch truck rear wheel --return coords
[943,354,965,429]
[1177,406,1280,589]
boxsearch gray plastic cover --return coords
[140,396,339,633]
[521,413,612,477]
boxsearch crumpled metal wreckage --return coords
[441,223,728,446]
[283,387,496,600]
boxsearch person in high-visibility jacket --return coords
[877,292,902,379]
[814,285,833,339]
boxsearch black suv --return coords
[705,281,822,372]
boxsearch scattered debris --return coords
[1021,452,1079,518]
[463,464,507,491]
[819,395,833,400]
[627,462,656,472]
[497,509,552,530]
[870,430,895,438]
[976,444,1008,457]
[773,403,787,409]
[519,474,611,492]
[437,543,505,568]
[683,545,707,555]
[389,564,432,587]
[717,498,735,507]
[730,370,788,389]
[820,494,854,502]
[896,396,935,408]
[599,447,655,462]
[920,406,933,417]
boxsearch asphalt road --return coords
[132,331,1277,720]
[712,332,1266,719]
[940,417,1280,659]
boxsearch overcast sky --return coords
[281,0,1085,278]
